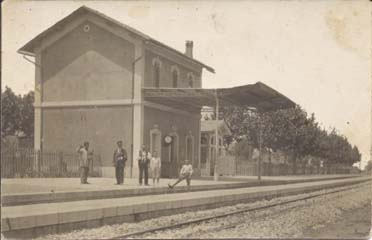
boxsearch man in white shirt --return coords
[168,159,193,189]
[77,141,93,184]
[252,148,260,161]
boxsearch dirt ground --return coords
[303,202,372,239]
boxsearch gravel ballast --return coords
[33,182,371,239]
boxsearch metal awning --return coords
[143,81,296,112]
[144,81,296,181]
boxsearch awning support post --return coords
[214,89,219,181]
[131,55,143,178]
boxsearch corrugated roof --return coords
[143,81,296,112]
[18,6,215,73]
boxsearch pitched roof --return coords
[18,6,215,73]
[201,120,232,136]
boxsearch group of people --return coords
[77,141,193,188]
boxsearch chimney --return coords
[185,40,193,58]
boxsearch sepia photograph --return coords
[1,0,371,239]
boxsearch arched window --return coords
[201,135,207,145]
[171,66,179,88]
[172,70,178,88]
[185,131,194,164]
[168,131,179,163]
[154,64,160,88]
[150,124,162,160]
[187,72,194,88]
[152,57,162,88]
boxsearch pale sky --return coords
[2,0,371,168]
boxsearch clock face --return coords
[164,136,172,144]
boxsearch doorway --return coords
[150,125,162,157]
[161,133,179,178]
[185,133,194,164]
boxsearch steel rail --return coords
[109,181,370,239]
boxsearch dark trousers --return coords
[171,175,191,187]
[139,163,148,185]
[80,166,89,183]
[115,166,124,184]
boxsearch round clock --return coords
[164,136,172,144]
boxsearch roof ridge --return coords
[18,5,215,73]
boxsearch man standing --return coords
[252,147,260,162]
[77,141,93,184]
[138,144,151,186]
[113,140,127,185]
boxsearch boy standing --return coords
[168,159,193,189]
[150,150,161,185]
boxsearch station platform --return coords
[1,175,370,238]
[1,174,359,206]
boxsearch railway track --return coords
[109,182,370,239]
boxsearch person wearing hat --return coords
[113,140,127,185]
[77,141,94,184]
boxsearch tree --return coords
[221,103,360,174]
[1,87,21,137]
[364,160,372,172]
[19,91,34,137]
[1,86,34,138]
[350,145,361,166]
[268,107,320,173]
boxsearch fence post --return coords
[234,155,237,176]
[89,155,94,177]
[37,150,41,177]
[58,151,63,177]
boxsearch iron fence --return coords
[1,147,102,178]
[216,154,352,176]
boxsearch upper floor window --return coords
[173,71,178,88]
[201,134,207,145]
[154,65,160,88]
[187,72,194,88]
[171,65,180,88]
[152,57,162,88]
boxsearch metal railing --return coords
[214,153,352,176]
[1,147,102,178]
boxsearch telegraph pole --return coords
[257,111,263,181]
[214,89,219,181]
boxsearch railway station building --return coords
[19,6,295,178]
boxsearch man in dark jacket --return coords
[138,144,151,186]
[113,140,127,185]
